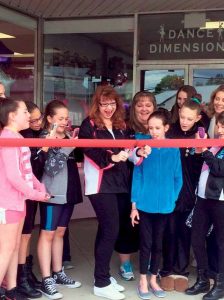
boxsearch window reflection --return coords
[141,69,184,109]
[0,20,34,101]
[44,32,133,125]
[193,69,224,103]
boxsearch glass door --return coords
[137,64,224,109]
[136,65,188,110]
[189,65,224,104]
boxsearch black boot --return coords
[17,264,42,298]
[26,255,41,289]
[203,273,224,300]
[185,269,210,295]
[5,287,29,300]
[0,287,5,299]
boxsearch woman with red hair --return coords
[79,85,147,300]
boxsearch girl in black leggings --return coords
[186,111,224,300]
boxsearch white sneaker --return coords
[94,284,125,300]
[110,277,125,292]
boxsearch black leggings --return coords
[89,193,136,287]
[192,197,224,273]
[161,211,191,276]
[139,210,169,275]
[22,200,38,234]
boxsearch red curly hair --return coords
[89,85,125,130]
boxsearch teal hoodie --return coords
[131,134,183,214]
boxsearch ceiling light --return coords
[0,33,15,39]
[0,53,34,57]
[16,66,34,70]
[201,21,224,29]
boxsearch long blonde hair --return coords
[207,84,224,118]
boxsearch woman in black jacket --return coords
[79,85,147,300]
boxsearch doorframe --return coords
[136,59,224,94]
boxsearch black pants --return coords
[139,210,169,275]
[89,193,136,287]
[161,211,191,277]
[192,197,224,273]
[114,193,139,254]
[207,230,219,278]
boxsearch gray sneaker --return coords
[41,277,63,300]
[52,267,81,288]
[63,261,74,270]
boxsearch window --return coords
[44,22,134,125]
[0,9,36,101]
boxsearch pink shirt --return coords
[0,128,46,211]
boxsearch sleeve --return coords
[202,149,224,177]
[128,147,143,165]
[192,152,204,185]
[32,174,46,193]
[131,164,143,205]
[1,147,45,201]
[73,147,84,162]
[78,118,115,169]
[174,149,183,198]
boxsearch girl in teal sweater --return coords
[131,110,182,299]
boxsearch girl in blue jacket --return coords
[131,110,183,299]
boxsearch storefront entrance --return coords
[136,63,224,109]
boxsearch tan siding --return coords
[0,0,224,18]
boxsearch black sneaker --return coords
[5,287,28,300]
[52,267,81,288]
[40,277,63,300]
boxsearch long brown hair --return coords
[0,98,22,131]
[170,85,197,124]
[129,91,157,134]
[207,84,224,118]
[42,99,68,130]
[89,85,125,129]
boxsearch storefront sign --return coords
[138,12,224,60]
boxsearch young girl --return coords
[37,100,82,299]
[186,111,224,300]
[17,102,44,299]
[131,110,182,300]
[204,85,224,278]
[170,85,197,124]
[160,99,206,292]
[0,99,49,300]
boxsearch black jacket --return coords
[20,128,45,180]
[202,148,224,200]
[167,121,204,212]
[79,117,132,195]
